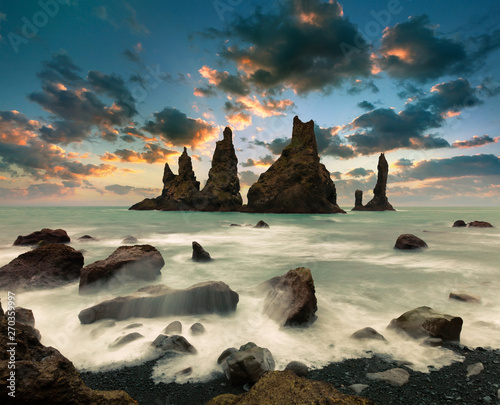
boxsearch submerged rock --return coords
[263,267,317,327]
[253,220,269,228]
[352,154,395,211]
[189,322,206,335]
[163,321,182,334]
[452,220,467,227]
[207,370,374,404]
[79,244,165,294]
[109,332,144,348]
[394,234,428,250]
[449,292,481,304]
[121,236,138,244]
[245,116,345,214]
[78,235,97,241]
[151,334,197,355]
[0,301,135,404]
[13,228,70,245]
[468,221,494,228]
[387,306,463,342]
[78,281,239,324]
[0,243,83,290]
[351,327,386,341]
[221,342,275,385]
[192,241,212,262]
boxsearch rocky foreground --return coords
[80,342,500,405]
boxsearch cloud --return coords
[124,2,150,35]
[142,107,219,148]
[213,0,372,94]
[452,135,499,149]
[400,154,500,180]
[198,66,250,96]
[239,170,259,187]
[241,155,275,167]
[194,86,217,97]
[345,167,374,178]
[225,95,295,119]
[105,184,161,196]
[0,183,75,199]
[101,143,177,164]
[252,138,290,155]
[226,112,252,130]
[357,101,375,111]
[0,110,40,145]
[377,15,500,82]
[345,78,484,155]
[394,158,414,167]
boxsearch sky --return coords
[0,0,499,207]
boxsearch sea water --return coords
[0,206,499,383]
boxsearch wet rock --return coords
[263,267,317,327]
[13,228,70,245]
[15,307,41,340]
[349,384,369,394]
[163,321,182,335]
[351,327,386,341]
[79,244,165,294]
[109,332,144,348]
[0,301,135,404]
[394,234,428,249]
[352,189,364,210]
[387,306,463,342]
[207,370,374,404]
[199,127,243,211]
[192,241,212,262]
[366,368,410,387]
[285,361,309,377]
[253,220,269,228]
[79,235,97,241]
[423,337,443,347]
[217,347,238,365]
[449,292,481,304]
[468,221,493,228]
[230,223,242,227]
[78,281,239,324]
[0,243,83,290]
[189,322,206,335]
[90,320,116,337]
[221,342,275,385]
[244,116,345,214]
[151,334,197,355]
[175,367,193,377]
[467,362,484,377]
[452,220,467,227]
[123,322,143,329]
[121,236,138,244]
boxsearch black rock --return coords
[192,241,212,262]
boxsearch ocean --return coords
[0,206,499,383]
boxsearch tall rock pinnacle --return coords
[352,153,395,211]
[245,116,345,213]
[200,127,242,211]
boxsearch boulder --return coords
[122,236,138,244]
[109,332,144,348]
[192,241,212,262]
[199,127,243,211]
[284,361,309,377]
[263,267,317,327]
[352,189,364,210]
[123,322,143,329]
[0,243,83,290]
[221,342,275,385]
[0,300,135,404]
[351,327,386,341]
[468,221,493,228]
[13,228,70,245]
[394,234,428,250]
[78,281,239,324]
[452,220,467,227]
[217,347,238,364]
[79,244,165,294]
[387,306,463,342]
[366,368,410,387]
[207,370,374,404]
[449,292,481,304]
[253,220,269,228]
[78,235,97,241]
[245,116,345,214]
[151,334,197,355]
[163,321,182,334]
[15,307,41,340]
[189,322,206,335]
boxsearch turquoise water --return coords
[0,206,499,382]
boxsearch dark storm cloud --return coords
[39,120,92,145]
[239,170,259,187]
[378,15,500,82]
[142,107,217,147]
[346,78,483,155]
[452,135,499,149]
[357,101,375,111]
[346,80,379,95]
[345,167,374,178]
[241,155,275,167]
[402,154,500,180]
[198,67,250,96]
[37,51,83,86]
[214,0,372,94]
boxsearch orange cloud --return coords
[226,112,252,130]
[234,95,294,118]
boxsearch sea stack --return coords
[199,127,242,211]
[352,153,395,211]
[245,116,345,213]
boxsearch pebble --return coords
[467,362,484,377]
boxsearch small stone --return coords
[466,362,484,377]
[483,396,492,403]
[351,327,386,341]
[349,384,369,394]
[123,322,143,329]
[284,361,309,377]
[189,322,206,335]
[452,220,467,227]
[366,368,410,387]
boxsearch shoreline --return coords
[80,342,500,405]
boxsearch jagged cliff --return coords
[352,153,395,211]
[244,116,345,214]
[129,128,242,211]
